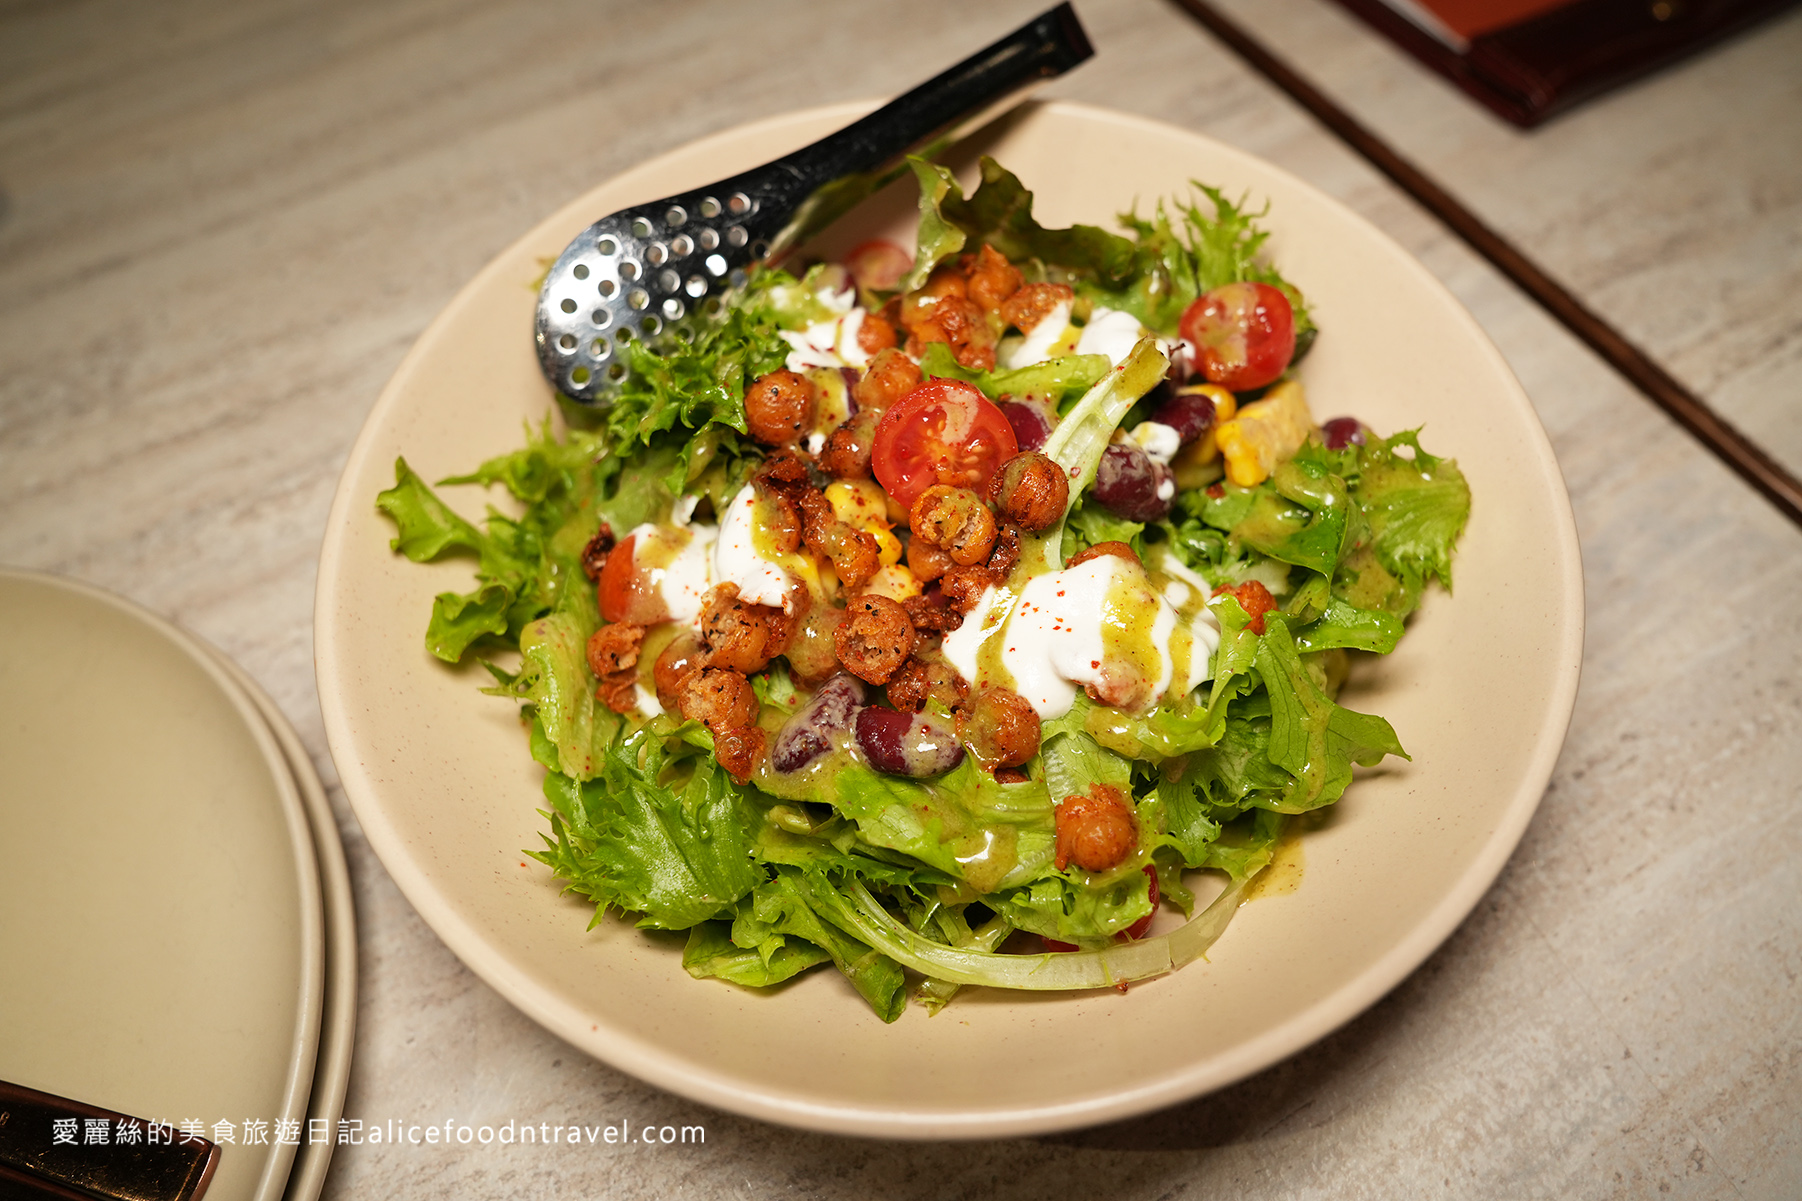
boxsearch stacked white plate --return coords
[0,569,355,1201]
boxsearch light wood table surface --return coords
[2,1,1798,1197]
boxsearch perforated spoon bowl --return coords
[535,4,1092,405]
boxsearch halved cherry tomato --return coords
[843,239,913,292]
[596,534,671,625]
[871,378,1018,510]
[1179,281,1295,393]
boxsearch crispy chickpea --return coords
[958,687,1040,770]
[783,592,844,684]
[744,369,815,446]
[907,535,954,584]
[755,450,812,488]
[904,296,995,372]
[1054,783,1138,873]
[653,632,706,708]
[999,281,1074,334]
[760,486,803,555]
[1214,579,1278,635]
[909,485,997,567]
[819,409,880,479]
[939,564,1000,614]
[987,451,1069,532]
[965,243,1024,312]
[795,487,881,588]
[899,263,967,327]
[595,670,639,715]
[853,348,922,413]
[886,656,969,713]
[698,584,778,674]
[1067,540,1141,570]
[678,667,759,730]
[856,313,898,356]
[985,522,1022,580]
[902,590,963,634]
[711,723,766,784]
[832,595,916,685]
[586,622,644,678]
[579,522,615,581]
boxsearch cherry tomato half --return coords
[871,378,1018,510]
[596,534,671,625]
[1179,281,1296,393]
[843,239,913,293]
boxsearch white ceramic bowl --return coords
[316,101,1582,1138]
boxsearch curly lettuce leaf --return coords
[902,157,1138,292]
[531,721,761,930]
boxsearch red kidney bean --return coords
[771,673,866,773]
[1149,389,1217,445]
[1321,417,1366,449]
[854,706,964,777]
[998,399,1056,451]
[1094,442,1174,522]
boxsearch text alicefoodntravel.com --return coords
[46,1116,705,1148]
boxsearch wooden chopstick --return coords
[1167,0,1802,528]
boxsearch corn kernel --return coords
[1214,380,1314,487]
[860,563,922,603]
[870,525,903,567]
[825,479,887,527]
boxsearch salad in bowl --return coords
[377,157,1470,1022]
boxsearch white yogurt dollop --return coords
[713,484,796,611]
[625,522,717,624]
[942,555,1221,719]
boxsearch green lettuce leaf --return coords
[530,722,761,930]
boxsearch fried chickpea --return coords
[907,535,954,584]
[886,656,969,713]
[902,591,963,634]
[904,296,995,372]
[783,592,844,684]
[760,486,803,555]
[856,313,898,356]
[819,409,880,479]
[698,584,778,674]
[1054,783,1138,873]
[853,348,922,413]
[832,595,916,685]
[938,564,1000,614]
[1067,540,1141,569]
[795,487,881,589]
[578,522,615,581]
[985,522,1022,580]
[586,622,644,678]
[999,281,1074,334]
[744,369,816,446]
[965,243,1024,312]
[711,723,766,784]
[678,667,759,730]
[653,632,706,708]
[909,485,997,567]
[958,687,1040,770]
[987,451,1069,532]
[1214,579,1278,635]
[595,670,639,715]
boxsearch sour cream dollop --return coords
[713,483,798,610]
[942,554,1221,719]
